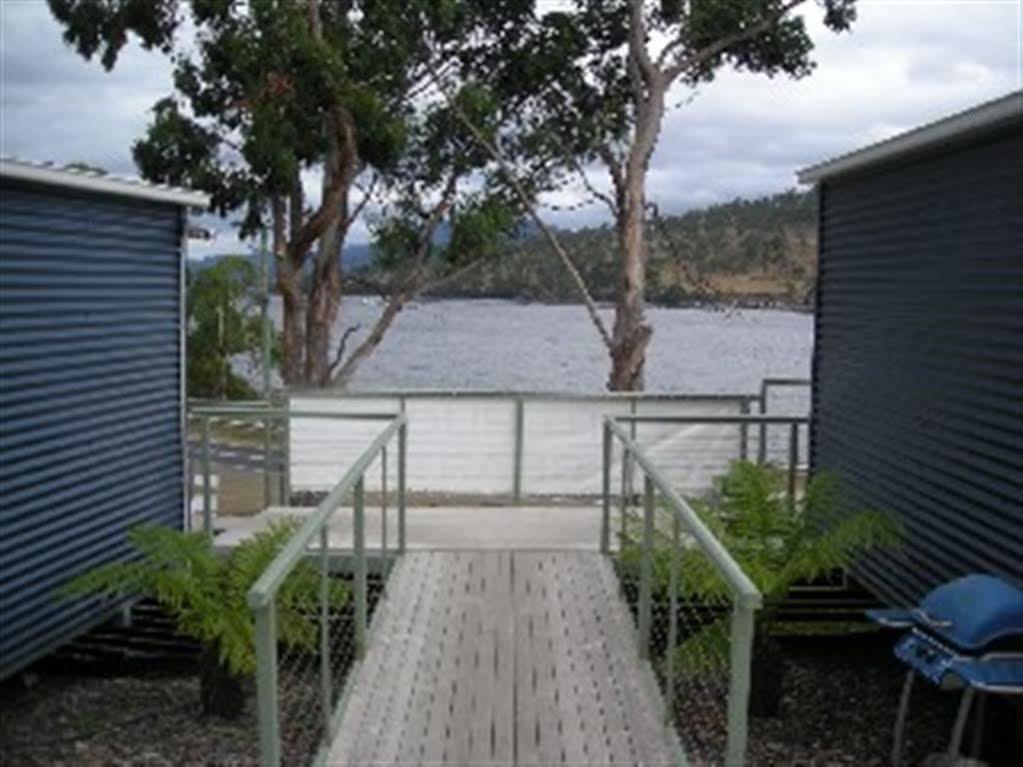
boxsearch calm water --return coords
[273,298,813,394]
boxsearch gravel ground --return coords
[0,674,259,766]
[746,636,954,765]
[658,629,1017,767]
[2,632,1017,765]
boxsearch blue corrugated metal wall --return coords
[0,179,185,678]
[810,122,1023,608]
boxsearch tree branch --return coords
[597,145,626,212]
[346,173,378,230]
[329,292,408,388]
[288,2,359,268]
[627,0,655,83]
[425,65,614,351]
[663,0,807,84]
[327,323,361,376]
[288,169,304,244]
[329,178,457,386]
[565,153,616,217]
[285,111,353,266]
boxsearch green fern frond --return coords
[57,518,351,678]
[660,618,730,675]
[618,461,902,670]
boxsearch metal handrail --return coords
[289,387,761,403]
[613,413,807,426]
[602,414,775,766]
[757,378,810,463]
[603,418,762,610]
[247,414,405,608]
[238,410,407,767]
[190,406,400,420]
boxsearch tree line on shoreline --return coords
[415,189,818,310]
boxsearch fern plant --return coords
[61,519,348,717]
[619,461,900,716]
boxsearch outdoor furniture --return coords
[868,574,1023,766]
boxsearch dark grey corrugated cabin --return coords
[797,92,1023,607]
[0,159,208,678]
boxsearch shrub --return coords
[61,519,347,717]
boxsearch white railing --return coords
[287,390,777,499]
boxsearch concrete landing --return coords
[328,550,679,766]
[210,505,610,552]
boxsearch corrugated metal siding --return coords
[0,179,184,678]
[810,125,1023,608]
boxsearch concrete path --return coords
[211,504,612,552]
[328,550,679,766]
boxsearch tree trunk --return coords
[279,272,305,385]
[305,221,344,386]
[608,180,652,391]
[273,197,305,385]
[299,0,355,388]
[198,643,244,719]
[606,58,665,391]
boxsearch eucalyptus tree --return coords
[47,0,538,387]
[498,0,859,390]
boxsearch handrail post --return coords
[381,446,388,569]
[638,475,654,660]
[787,421,799,504]
[600,421,612,554]
[263,413,272,508]
[725,603,755,766]
[619,446,630,543]
[281,400,291,504]
[201,415,212,537]
[666,514,679,724]
[397,421,407,554]
[739,400,749,461]
[354,475,367,660]
[319,525,332,736]
[254,601,280,767]
[757,380,768,465]
[512,396,524,503]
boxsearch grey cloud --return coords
[1,1,172,174]
[2,0,1018,245]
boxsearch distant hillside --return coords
[190,242,374,276]
[430,189,818,308]
[191,190,817,308]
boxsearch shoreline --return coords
[341,292,814,314]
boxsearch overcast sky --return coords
[2,0,1020,258]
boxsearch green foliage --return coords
[682,463,899,606]
[619,461,899,671]
[46,0,545,236]
[61,520,347,676]
[47,1,556,384]
[186,255,273,399]
[468,1,858,174]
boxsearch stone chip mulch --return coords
[0,674,259,766]
[1,632,1018,766]
[744,633,1018,766]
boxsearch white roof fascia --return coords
[1,158,211,208]
[797,91,1023,184]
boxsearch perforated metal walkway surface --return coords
[328,550,679,766]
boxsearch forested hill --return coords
[431,189,818,309]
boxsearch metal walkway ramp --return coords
[328,550,680,766]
